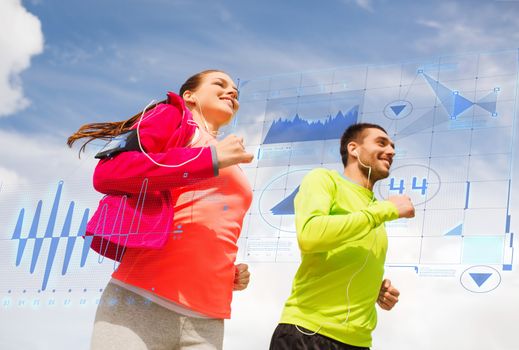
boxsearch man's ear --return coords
[348,142,358,157]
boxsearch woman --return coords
[68,70,254,349]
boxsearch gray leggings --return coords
[90,282,224,350]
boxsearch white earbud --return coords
[190,94,199,104]
[188,94,222,137]
[135,99,206,168]
[353,149,370,169]
[352,148,373,191]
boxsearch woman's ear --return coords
[183,90,195,104]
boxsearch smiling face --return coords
[183,71,240,128]
[352,127,395,181]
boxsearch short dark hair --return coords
[340,123,388,166]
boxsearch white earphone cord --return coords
[135,99,208,168]
[191,95,225,138]
[295,227,378,336]
[296,150,376,336]
[356,150,372,189]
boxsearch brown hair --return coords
[340,123,387,167]
[67,69,225,156]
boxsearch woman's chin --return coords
[217,111,235,125]
[202,108,233,127]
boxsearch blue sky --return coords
[2,0,519,140]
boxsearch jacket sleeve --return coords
[92,103,218,195]
[295,168,399,253]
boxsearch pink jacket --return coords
[85,92,217,261]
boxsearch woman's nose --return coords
[229,91,238,99]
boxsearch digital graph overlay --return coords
[228,51,518,291]
[9,181,91,291]
[2,52,518,296]
[4,179,183,292]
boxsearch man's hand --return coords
[233,263,250,291]
[388,195,415,218]
[377,279,400,311]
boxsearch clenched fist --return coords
[377,279,400,311]
[233,263,250,291]
[388,195,415,218]
[215,134,254,169]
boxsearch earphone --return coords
[353,149,372,188]
[135,99,207,168]
[189,94,224,137]
[295,206,380,337]
[295,148,378,337]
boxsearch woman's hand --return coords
[215,134,254,169]
[233,263,250,291]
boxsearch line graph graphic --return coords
[422,72,498,119]
[395,71,501,138]
[251,89,364,167]
[263,107,358,144]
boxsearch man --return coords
[270,123,415,350]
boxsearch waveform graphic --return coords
[263,106,358,144]
[11,181,91,290]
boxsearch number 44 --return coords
[389,177,427,195]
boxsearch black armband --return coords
[95,129,141,159]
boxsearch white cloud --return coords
[0,166,27,187]
[0,0,44,117]
[342,0,374,12]
[414,2,519,54]
[415,19,442,30]
[356,0,374,12]
[104,33,348,96]
[0,128,98,188]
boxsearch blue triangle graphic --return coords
[423,73,474,118]
[476,91,498,114]
[423,73,455,116]
[453,94,474,118]
[469,273,492,287]
[390,105,406,116]
[445,223,463,236]
[394,107,450,140]
[477,102,497,114]
[270,186,300,215]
